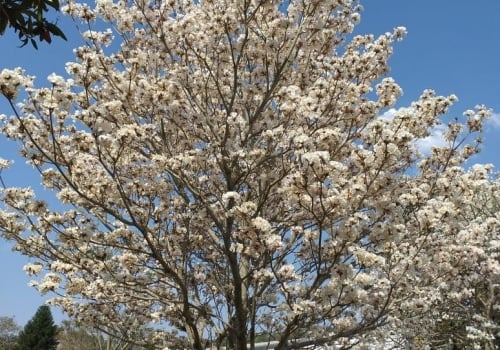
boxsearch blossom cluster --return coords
[0,68,30,100]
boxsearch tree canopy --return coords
[0,0,66,47]
[0,0,498,349]
[0,316,20,350]
[57,320,146,350]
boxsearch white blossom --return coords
[24,262,43,275]
[0,68,24,99]
[0,158,12,169]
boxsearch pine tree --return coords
[16,305,58,350]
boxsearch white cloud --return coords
[377,108,500,157]
[414,110,500,156]
[414,124,447,155]
[379,108,397,121]
[486,111,500,129]
[378,107,446,155]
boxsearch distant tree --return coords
[0,0,66,48]
[57,319,149,350]
[0,316,20,350]
[16,305,58,350]
[56,320,99,350]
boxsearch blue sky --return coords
[1,0,500,327]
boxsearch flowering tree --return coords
[0,0,496,349]
[396,174,500,349]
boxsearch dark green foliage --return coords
[0,0,66,48]
[16,305,58,350]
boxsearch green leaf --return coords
[46,0,60,11]
[17,0,34,11]
[45,22,66,40]
[0,19,8,35]
[1,0,65,46]
[19,37,29,47]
